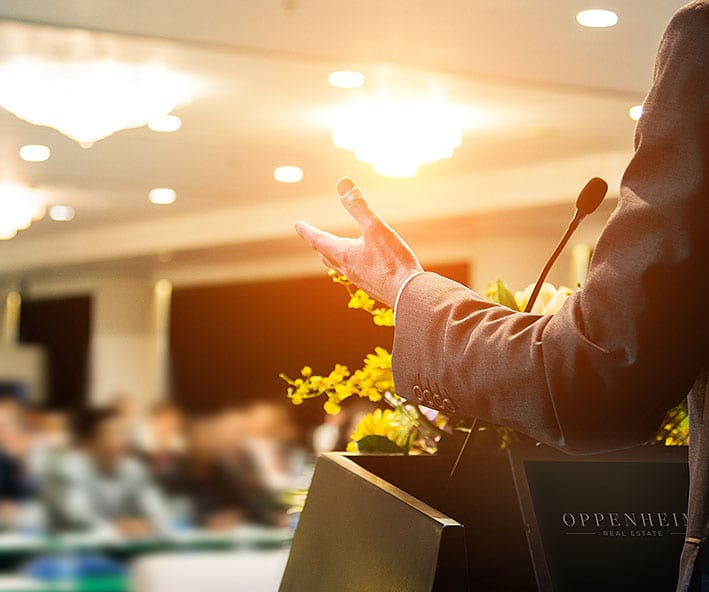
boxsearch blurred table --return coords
[0,525,293,591]
[0,524,292,556]
[132,548,290,592]
[0,574,126,591]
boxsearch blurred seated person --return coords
[239,401,302,493]
[25,408,71,480]
[108,393,142,445]
[0,396,35,528]
[134,402,185,494]
[175,415,244,531]
[174,414,286,530]
[44,408,170,537]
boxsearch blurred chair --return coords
[131,548,290,592]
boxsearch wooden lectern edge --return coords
[319,453,463,527]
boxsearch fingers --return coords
[295,221,342,261]
[336,177,382,233]
[295,221,346,274]
[336,177,357,197]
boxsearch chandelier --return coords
[0,58,201,146]
[330,97,467,178]
[0,23,205,146]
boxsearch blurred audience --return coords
[134,402,185,495]
[43,408,171,537]
[0,396,35,529]
[171,414,249,530]
[109,393,143,447]
[171,408,290,530]
[135,402,185,456]
[25,408,71,480]
[0,395,311,539]
[240,401,302,493]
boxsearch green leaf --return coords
[355,435,405,454]
[494,279,519,311]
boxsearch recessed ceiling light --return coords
[149,187,176,204]
[19,144,51,162]
[274,166,304,183]
[49,205,75,221]
[148,114,182,132]
[328,70,366,89]
[576,9,618,28]
[629,104,643,121]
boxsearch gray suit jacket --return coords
[392,3,708,590]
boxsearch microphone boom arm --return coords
[443,177,607,499]
[523,216,580,313]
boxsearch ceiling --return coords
[0,0,686,277]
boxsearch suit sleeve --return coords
[392,2,709,454]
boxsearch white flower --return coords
[515,282,575,315]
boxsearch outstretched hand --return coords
[295,177,423,308]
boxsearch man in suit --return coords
[295,2,708,589]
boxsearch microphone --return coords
[523,177,608,313]
[442,177,608,502]
[574,176,608,221]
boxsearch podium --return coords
[280,445,689,592]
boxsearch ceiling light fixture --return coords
[149,188,176,205]
[49,205,75,221]
[0,22,207,145]
[0,58,202,146]
[19,144,51,162]
[148,114,182,132]
[328,70,366,89]
[0,183,45,240]
[576,9,619,28]
[629,104,643,121]
[331,97,468,178]
[273,166,304,183]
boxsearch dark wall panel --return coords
[170,264,468,422]
[19,295,92,411]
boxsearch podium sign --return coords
[280,446,689,591]
[508,446,689,591]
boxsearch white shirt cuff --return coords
[394,271,425,317]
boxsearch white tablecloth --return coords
[132,547,291,592]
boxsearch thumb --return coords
[336,177,381,232]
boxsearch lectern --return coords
[280,445,689,591]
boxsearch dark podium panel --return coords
[279,454,469,592]
[280,445,689,592]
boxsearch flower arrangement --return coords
[280,271,444,454]
[655,400,689,446]
[282,273,689,453]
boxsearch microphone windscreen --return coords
[576,177,608,215]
